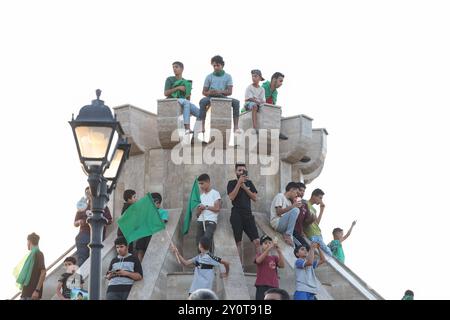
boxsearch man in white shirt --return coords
[243,69,266,132]
[196,173,222,251]
[270,182,301,247]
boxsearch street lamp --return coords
[69,89,126,300]
[104,137,131,194]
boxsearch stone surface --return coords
[297,128,328,184]
[157,99,183,149]
[279,114,313,163]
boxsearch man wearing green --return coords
[303,188,333,256]
[261,72,288,140]
[164,61,199,135]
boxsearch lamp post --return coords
[69,89,128,300]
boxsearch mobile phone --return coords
[243,169,248,176]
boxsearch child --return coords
[243,69,266,132]
[56,257,84,300]
[254,235,285,300]
[151,192,169,223]
[293,242,326,300]
[106,237,143,300]
[171,236,229,296]
[118,189,138,253]
[196,174,221,251]
[328,221,356,264]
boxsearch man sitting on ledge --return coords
[164,61,199,135]
[262,72,288,140]
[199,55,241,137]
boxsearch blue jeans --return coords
[310,235,333,256]
[294,291,317,300]
[199,96,240,120]
[75,232,90,266]
[244,101,259,110]
[178,98,200,125]
[276,207,300,237]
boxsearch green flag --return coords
[117,193,166,243]
[182,178,201,235]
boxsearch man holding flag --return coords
[117,193,166,262]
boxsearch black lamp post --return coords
[69,89,127,300]
[104,137,131,194]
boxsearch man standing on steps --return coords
[227,163,260,264]
[261,72,288,140]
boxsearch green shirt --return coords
[164,76,188,98]
[159,208,169,222]
[261,81,278,105]
[328,240,345,263]
[304,203,322,238]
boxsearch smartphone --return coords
[243,169,248,176]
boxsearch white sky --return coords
[1,0,449,299]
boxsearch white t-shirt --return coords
[245,84,266,104]
[198,189,221,223]
[270,193,292,229]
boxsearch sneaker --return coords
[279,132,288,140]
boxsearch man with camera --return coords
[227,163,260,263]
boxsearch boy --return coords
[171,236,229,296]
[264,288,290,300]
[328,221,356,264]
[303,188,333,256]
[164,61,199,135]
[196,174,221,249]
[243,69,266,132]
[270,182,302,246]
[227,163,260,263]
[106,237,143,300]
[254,235,285,300]
[293,242,326,300]
[118,189,138,253]
[199,55,241,136]
[261,72,287,140]
[151,192,170,223]
[56,257,84,300]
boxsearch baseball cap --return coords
[251,69,265,81]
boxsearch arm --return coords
[56,282,67,300]
[208,199,222,213]
[255,245,272,264]
[220,259,230,277]
[221,85,233,96]
[275,201,301,216]
[304,243,317,267]
[171,245,194,267]
[316,247,326,266]
[342,221,357,242]
[316,201,325,225]
[116,269,142,281]
[242,183,257,202]
[276,247,285,269]
[31,269,46,300]
[228,179,244,202]
[164,86,185,97]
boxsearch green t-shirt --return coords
[158,208,169,222]
[164,76,188,98]
[328,239,345,263]
[304,203,322,238]
[261,81,278,105]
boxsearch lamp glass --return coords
[104,149,124,179]
[75,126,113,159]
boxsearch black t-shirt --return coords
[227,179,258,214]
[21,251,45,298]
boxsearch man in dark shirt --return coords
[227,163,260,263]
[20,233,46,300]
[74,186,113,266]
[293,182,311,250]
